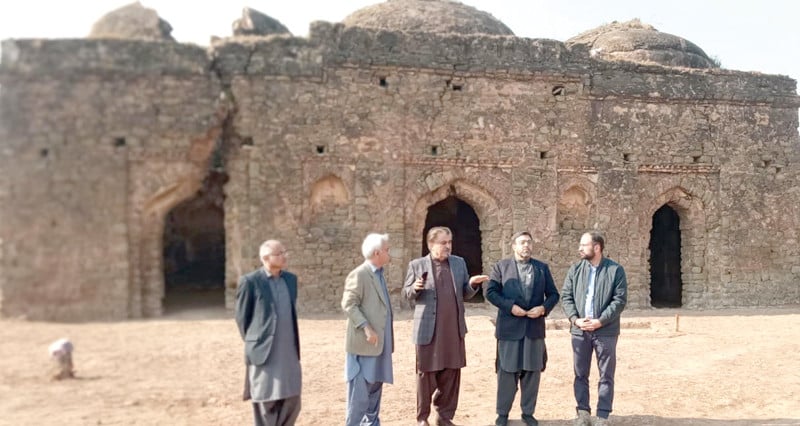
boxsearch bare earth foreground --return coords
[1,306,799,426]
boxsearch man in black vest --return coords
[486,231,560,426]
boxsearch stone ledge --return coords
[638,164,719,174]
[0,39,210,76]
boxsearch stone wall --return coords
[1,23,798,320]
[0,39,222,320]
[218,24,800,312]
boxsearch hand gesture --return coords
[575,317,602,331]
[469,274,489,287]
[413,276,425,291]
[511,304,527,317]
[526,306,546,318]
[364,325,379,346]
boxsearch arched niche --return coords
[558,185,592,231]
[309,175,350,217]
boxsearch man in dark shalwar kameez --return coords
[486,231,560,426]
[403,226,489,426]
[235,240,302,426]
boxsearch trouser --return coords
[346,369,384,426]
[496,369,541,417]
[252,395,301,426]
[416,368,461,422]
[572,332,618,419]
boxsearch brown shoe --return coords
[436,419,456,426]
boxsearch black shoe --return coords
[522,414,539,426]
[495,415,509,426]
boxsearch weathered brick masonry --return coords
[1,1,798,320]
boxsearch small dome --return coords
[567,19,717,69]
[342,0,514,36]
[89,2,174,41]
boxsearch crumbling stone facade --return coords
[1,1,798,320]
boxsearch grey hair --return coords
[361,233,389,259]
[258,240,281,258]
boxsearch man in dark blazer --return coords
[486,231,559,426]
[235,240,301,426]
[403,226,489,426]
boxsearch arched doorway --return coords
[422,196,483,302]
[162,171,227,313]
[649,204,682,307]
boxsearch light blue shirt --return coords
[584,264,598,318]
[345,262,394,384]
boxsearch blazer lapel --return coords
[258,269,276,311]
[507,259,523,299]
[524,259,536,304]
[368,264,388,307]
[422,255,436,282]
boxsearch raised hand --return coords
[469,274,490,287]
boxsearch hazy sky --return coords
[0,0,798,87]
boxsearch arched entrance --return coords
[162,171,227,313]
[422,196,483,302]
[649,204,682,307]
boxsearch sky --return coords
[0,0,798,88]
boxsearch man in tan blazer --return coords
[342,233,394,426]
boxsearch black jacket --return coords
[486,257,560,340]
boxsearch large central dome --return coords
[567,20,717,69]
[342,0,514,36]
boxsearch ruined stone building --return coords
[1,1,798,321]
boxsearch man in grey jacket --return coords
[561,232,627,426]
[342,233,394,426]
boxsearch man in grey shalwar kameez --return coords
[486,231,560,426]
[236,240,302,426]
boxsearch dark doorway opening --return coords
[649,204,682,307]
[162,171,227,314]
[423,196,484,302]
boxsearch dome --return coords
[342,0,514,36]
[566,20,717,69]
[89,2,174,41]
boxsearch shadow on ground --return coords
[497,416,800,425]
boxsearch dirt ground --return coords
[1,305,799,426]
